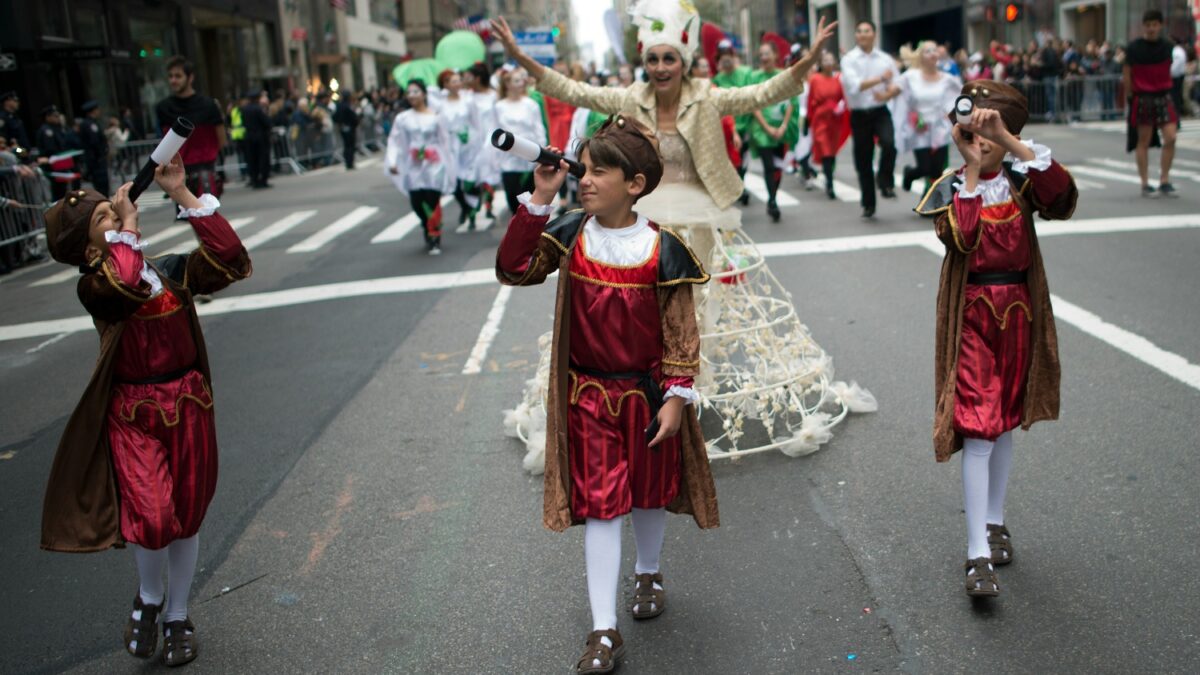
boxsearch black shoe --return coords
[767,201,781,222]
[902,169,915,193]
[1159,182,1179,198]
[880,187,897,199]
[1141,185,1157,198]
[826,187,837,201]
[861,206,875,219]
[738,190,750,206]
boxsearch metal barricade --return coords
[1005,74,1126,123]
[0,170,50,266]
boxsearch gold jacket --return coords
[536,69,807,210]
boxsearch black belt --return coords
[569,363,664,444]
[115,365,195,385]
[967,270,1027,285]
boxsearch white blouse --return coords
[385,109,456,194]
[492,97,547,173]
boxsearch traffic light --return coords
[1005,3,1022,23]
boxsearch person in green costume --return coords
[712,40,754,206]
[747,36,797,222]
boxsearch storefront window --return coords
[38,0,73,40]
[369,0,401,28]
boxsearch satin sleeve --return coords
[77,260,153,324]
[711,68,807,117]
[1025,160,1078,221]
[495,200,563,287]
[934,191,984,254]
[181,211,252,295]
[535,69,627,116]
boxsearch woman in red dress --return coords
[806,51,851,200]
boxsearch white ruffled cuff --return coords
[104,230,146,250]
[517,191,556,217]
[177,193,221,219]
[956,183,984,199]
[1009,140,1052,173]
[664,385,700,406]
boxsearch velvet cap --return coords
[44,189,107,267]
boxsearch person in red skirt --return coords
[806,50,851,200]
[40,154,251,666]
[916,81,1077,598]
[496,116,718,674]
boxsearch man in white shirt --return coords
[840,20,901,218]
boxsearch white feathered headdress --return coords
[629,0,701,69]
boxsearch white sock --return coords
[962,438,994,561]
[631,507,667,576]
[163,534,199,624]
[584,517,622,664]
[987,431,1014,526]
[131,544,167,611]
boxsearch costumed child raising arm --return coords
[915,80,1076,600]
[40,154,251,667]
[494,116,718,675]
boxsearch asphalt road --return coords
[1,122,1198,674]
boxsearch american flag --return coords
[452,14,489,34]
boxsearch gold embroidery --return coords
[966,294,1032,330]
[569,271,655,289]
[567,371,650,418]
[661,357,700,368]
[132,303,184,321]
[540,231,569,255]
[947,203,983,254]
[580,227,660,269]
[100,261,151,303]
[116,378,213,427]
[913,170,956,215]
[981,209,1022,225]
[660,228,710,283]
[196,246,238,283]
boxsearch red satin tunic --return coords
[950,162,1067,440]
[567,229,684,521]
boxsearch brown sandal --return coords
[123,595,162,658]
[161,618,198,667]
[575,629,625,674]
[630,572,665,620]
[964,557,1000,597]
[988,523,1013,566]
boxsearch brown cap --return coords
[591,115,663,199]
[44,189,107,267]
[958,80,1029,135]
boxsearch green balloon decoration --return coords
[435,30,487,71]
[392,58,446,88]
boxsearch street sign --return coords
[0,53,16,71]
[514,31,556,66]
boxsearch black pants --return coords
[849,106,896,209]
[244,138,270,186]
[1172,76,1185,128]
[341,128,356,168]
[501,171,533,215]
[410,189,442,247]
[758,144,785,205]
[903,146,948,192]
[453,179,480,223]
[821,157,836,192]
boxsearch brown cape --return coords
[916,164,1077,462]
[497,211,720,531]
[41,245,251,552]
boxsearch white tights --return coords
[131,534,201,623]
[583,508,667,632]
[961,432,1014,560]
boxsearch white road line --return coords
[159,217,255,255]
[357,157,380,168]
[29,223,196,287]
[830,179,861,203]
[1090,157,1200,183]
[5,214,1198,343]
[372,197,453,243]
[1069,164,1145,185]
[1073,177,1106,190]
[26,332,70,354]
[742,172,800,206]
[1170,158,1200,169]
[462,286,514,375]
[241,210,317,250]
[1049,294,1200,391]
[287,206,380,253]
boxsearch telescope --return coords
[491,129,585,179]
[129,117,194,202]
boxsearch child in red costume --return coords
[916,81,1077,598]
[496,116,718,674]
[40,154,251,666]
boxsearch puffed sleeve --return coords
[711,68,807,117]
[496,194,569,286]
[535,68,628,115]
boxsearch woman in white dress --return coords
[437,70,483,231]
[895,41,963,193]
[464,62,501,222]
[385,79,457,255]
[492,67,547,217]
[494,5,875,464]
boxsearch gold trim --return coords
[567,371,650,418]
[540,231,569,255]
[132,302,184,321]
[914,170,957,215]
[662,357,700,368]
[569,271,655,289]
[981,209,1022,225]
[196,246,238,283]
[580,227,660,269]
[100,261,151,303]
[948,203,984,254]
[965,294,1032,330]
[661,228,709,280]
[116,378,213,428]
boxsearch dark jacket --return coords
[240,103,272,142]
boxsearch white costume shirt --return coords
[841,46,901,110]
[385,109,456,194]
[492,97,547,173]
[897,70,962,151]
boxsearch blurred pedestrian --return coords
[154,56,227,198]
[896,41,961,194]
[240,90,272,188]
[841,20,900,218]
[78,100,110,195]
[386,80,456,255]
[1126,9,1179,197]
[0,91,30,148]
[333,90,360,169]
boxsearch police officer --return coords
[332,92,359,169]
[36,105,77,200]
[79,100,110,195]
[0,91,30,148]
[240,89,272,188]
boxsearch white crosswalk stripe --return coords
[1089,157,1200,182]
[1069,164,1144,185]
[158,217,255,255]
[287,206,380,253]
[373,196,453,243]
[742,172,799,206]
[241,210,317,251]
